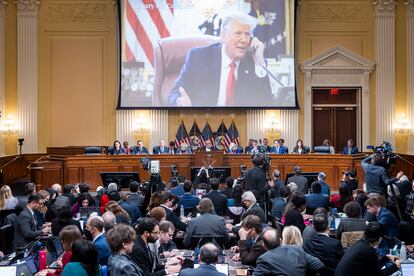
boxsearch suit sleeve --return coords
[168,212,187,232]
[252,255,273,276]
[305,252,325,272]
[239,241,263,266]
[19,213,42,239]
[380,168,397,186]
[183,221,194,248]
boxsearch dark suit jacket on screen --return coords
[168,43,272,107]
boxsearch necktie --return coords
[226,62,236,105]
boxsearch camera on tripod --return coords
[367,141,397,168]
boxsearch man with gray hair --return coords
[180,243,226,276]
[101,211,116,232]
[168,11,272,107]
[51,183,70,210]
[85,216,111,266]
[240,191,265,223]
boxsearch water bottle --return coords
[39,247,47,270]
[400,242,407,262]
[180,205,185,218]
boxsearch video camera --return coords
[367,141,397,168]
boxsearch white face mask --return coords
[181,146,186,151]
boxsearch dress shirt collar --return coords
[161,204,172,211]
[221,45,240,69]
[93,232,104,243]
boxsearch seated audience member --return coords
[233,215,266,267]
[269,170,284,199]
[127,181,145,210]
[52,206,83,236]
[354,190,369,217]
[221,177,234,199]
[160,191,188,232]
[153,139,169,154]
[240,191,265,223]
[123,141,131,154]
[292,139,309,154]
[132,140,149,155]
[51,183,71,211]
[157,221,178,257]
[405,181,414,221]
[281,225,303,246]
[71,192,93,217]
[105,200,131,225]
[108,140,125,155]
[284,193,307,232]
[14,193,51,249]
[118,191,142,223]
[179,181,200,216]
[149,206,166,223]
[271,185,290,220]
[331,182,353,212]
[343,139,359,155]
[203,178,228,216]
[18,182,36,210]
[287,166,308,195]
[227,184,245,224]
[101,211,116,232]
[322,138,336,154]
[167,141,177,154]
[305,182,330,212]
[85,216,111,266]
[335,222,400,276]
[130,218,181,275]
[302,207,328,243]
[169,179,184,197]
[365,197,399,239]
[336,201,366,241]
[317,172,331,196]
[0,185,18,210]
[201,140,217,152]
[342,170,359,192]
[62,184,77,206]
[286,182,298,193]
[106,224,143,276]
[254,228,324,275]
[179,243,226,276]
[35,190,51,227]
[61,240,101,276]
[147,192,161,212]
[303,214,344,276]
[184,198,229,248]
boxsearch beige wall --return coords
[2,0,411,154]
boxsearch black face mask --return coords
[241,202,248,209]
[84,229,93,241]
[147,235,158,244]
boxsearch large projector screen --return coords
[118,0,298,108]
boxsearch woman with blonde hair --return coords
[105,201,131,225]
[0,185,18,210]
[282,225,303,246]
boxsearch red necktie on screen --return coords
[226,62,236,105]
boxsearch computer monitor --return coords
[100,172,140,189]
[401,263,414,276]
[79,207,100,217]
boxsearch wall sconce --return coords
[0,114,18,136]
[394,113,410,136]
[134,114,150,135]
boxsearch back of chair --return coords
[0,209,17,227]
[341,231,364,248]
[84,146,101,155]
[153,35,220,106]
[0,224,14,254]
[313,146,331,154]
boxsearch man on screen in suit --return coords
[168,12,272,107]
[153,139,169,154]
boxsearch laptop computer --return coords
[401,263,414,276]
[79,207,99,217]
[15,256,38,276]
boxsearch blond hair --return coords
[282,226,303,246]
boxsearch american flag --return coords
[189,120,202,148]
[216,121,228,150]
[200,121,214,147]
[124,0,174,67]
[225,120,240,147]
[174,120,190,148]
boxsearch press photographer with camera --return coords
[245,153,272,211]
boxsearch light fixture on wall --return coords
[395,113,410,136]
[265,116,281,137]
[0,114,18,136]
[134,113,150,135]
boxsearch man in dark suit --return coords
[271,185,290,220]
[365,197,399,239]
[130,218,181,276]
[168,12,272,107]
[14,193,51,249]
[245,154,267,206]
[269,170,284,199]
[305,182,330,211]
[167,141,177,154]
[254,228,324,275]
[132,140,149,155]
[179,243,226,276]
[203,178,228,216]
[246,140,263,154]
[304,214,344,276]
[261,138,272,153]
[270,139,288,154]
[342,139,359,154]
[160,191,188,232]
[200,140,217,151]
[183,198,229,248]
[287,165,309,195]
[335,222,400,276]
[220,177,234,198]
[179,181,200,216]
[240,191,265,223]
[119,191,142,223]
[86,216,111,266]
[127,181,145,210]
[244,139,253,154]
[153,139,169,154]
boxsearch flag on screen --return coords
[188,120,202,149]
[175,120,190,148]
[201,121,214,147]
[225,120,240,147]
[215,121,228,151]
[125,0,174,67]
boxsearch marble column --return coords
[280,110,299,152]
[149,110,168,147]
[16,0,40,153]
[0,1,7,155]
[247,110,265,141]
[406,0,414,154]
[373,0,396,146]
[115,110,135,145]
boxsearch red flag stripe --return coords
[125,42,136,61]
[145,0,171,38]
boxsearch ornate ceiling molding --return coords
[47,3,106,22]
[15,0,40,15]
[372,0,397,15]
[405,0,414,15]
[0,1,8,13]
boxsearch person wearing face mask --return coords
[85,216,111,266]
[177,141,192,154]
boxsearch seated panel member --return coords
[132,140,149,155]
[200,140,217,151]
[343,139,359,154]
[108,140,126,155]
[168,12,272,107]
[270,139,287,154]
[247,140,262,154]
[261,138,272,153]
[123,141,131,154]
[227,142,242,154]
[153,139,169,154]
[168,141,177,154]
[292,139,309,154]
[177,141,192,154]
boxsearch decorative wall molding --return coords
[406,0,414,153]
[0,0,6,155]
[372,0,397,15]
[301,45,375,149]
[149,110,168,149]
[115,110,135,147]
[15,0,40,14]
[48,3,106,22]
[247,110,265,141]
[280,110,299,152]
[306,3,366,23]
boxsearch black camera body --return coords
[367,141,397,169]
